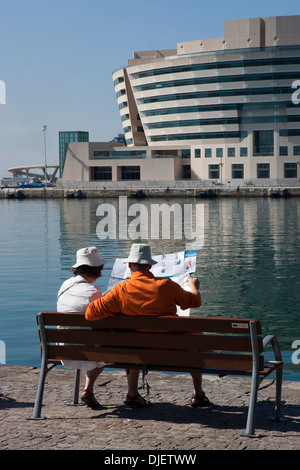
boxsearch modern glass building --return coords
[61,16,300,186]
[59,131,89,176]
[111,15,300,185]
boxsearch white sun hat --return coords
[125,243,157,265]
[72,247,107,268]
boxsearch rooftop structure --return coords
[7,164,59,182]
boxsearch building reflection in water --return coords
[58,196,300,355]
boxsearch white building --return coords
[62,15,300,187]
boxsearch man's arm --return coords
[189,277,201,303]
[85,285,122,320]
[169,277,201,311]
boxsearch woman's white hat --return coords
[125,243,157,265]
[72,247,107,268]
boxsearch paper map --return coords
[107,250,197,316]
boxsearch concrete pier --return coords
[1,185,300,199]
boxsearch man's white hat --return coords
[125,243,157,265]
[72,247,107,268]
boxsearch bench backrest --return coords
[37,312,264,373]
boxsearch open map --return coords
[107,250,198,316]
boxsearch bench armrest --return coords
[263,335,282,362]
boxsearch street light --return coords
[42,125,47,182]
[219,160,224,186]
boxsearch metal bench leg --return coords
[27,356,48,420]
[241,321,262,438]
[268,364,286,423]
[241,368,261,438]
[67,369,84,406]
[275,365,283,420]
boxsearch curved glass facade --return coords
[112,15,300,184]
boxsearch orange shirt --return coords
[85,270,201,321]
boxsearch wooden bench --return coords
[28,312,284,437]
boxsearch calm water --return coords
[0,196,299,381]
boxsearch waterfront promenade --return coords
[0,365,299,451]
[1,183,300,199]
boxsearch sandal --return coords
[124,393,151,408]
[191,392,210,408]
[81,390,101,408]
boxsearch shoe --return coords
[124,393,151,408]
[191,392,210,408]
[81,390,101,408]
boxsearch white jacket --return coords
[57,275,110,370]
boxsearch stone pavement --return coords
[0,365,299,451]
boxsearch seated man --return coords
[85,243,209,408]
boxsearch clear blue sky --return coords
[0,0,299,177]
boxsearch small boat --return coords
[130,189,146,199]
[66,190,86,199]
[196,189,218,199]
[6,190,26,199]
[270,189,291,199]
[19,178,45,188]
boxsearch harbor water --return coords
[0,196,299,380]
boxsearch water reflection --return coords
[58,197,193,291]
[198,198,300,350]
[1,196,299,379]
[58,197,300,349]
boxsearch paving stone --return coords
[0,365,299,451]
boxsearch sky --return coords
[0,0,299,177]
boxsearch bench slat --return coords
[48,345,263,371]
[44,328,262,352]
[38,312,262,334]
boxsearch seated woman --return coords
[57,246,109,408]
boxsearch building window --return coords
[113,76,124,86]
[257,163,270,179]
[227,147,235,157]
[143,87,294,106]
[93,150,146,159]
[150,131,240,142]
[232,164,244,179]
[284,163,297,178]
[279,146,288,156]
[195,149,201,158]
[240,147,248,157]
[120,166,140,180]
[91,167,112,181]
[216,148,223,158]
[59,131,89,176]
[293,145,300,156]
[181,149,190,158]
[119,101,128,110]
[209,164,219,179]
[205,148,212,158]
[116,89,126,98]
[137,57,300,80]
[253,130,274,156]
[280,129,300,137]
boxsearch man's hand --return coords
[189,277,200,292]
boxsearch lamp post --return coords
[220,159,223,186]
[42,125,47,182]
